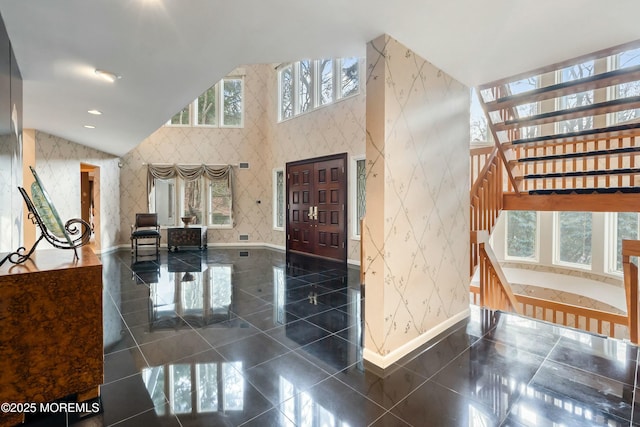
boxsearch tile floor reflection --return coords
[21,248,640,426]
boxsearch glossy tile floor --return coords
[23,248,640,426]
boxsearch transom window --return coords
[277,57,360,122]
[167,77,244,128]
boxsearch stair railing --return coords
[623,239,640,344]
[470,146,504,277]
[471,231,522,314]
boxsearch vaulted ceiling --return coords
[0,0,639,156]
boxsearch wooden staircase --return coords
[476,40,640,213]
[470,39,640,343]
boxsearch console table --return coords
[167,226,207,251]
[0,247,103,426]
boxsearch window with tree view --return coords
[557,211,592,266]
[558,61,594,133]
[506,211,537,260]
[222,78,243,127]
[167,76,244,128]
[208,178,232,226]
[614,212,639,272]
[612,48,640,124]
[278,57,360,122]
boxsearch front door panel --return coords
[286,154,347,262]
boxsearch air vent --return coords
[239,162,249,169]
[239,251,249,257]
[239,234,249,241]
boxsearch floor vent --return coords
[239,234,249,241]
[239,251,249,257]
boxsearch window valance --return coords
[146,164,232,198]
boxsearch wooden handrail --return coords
[469,147,503,277]
[472,230,522,315]
[622,239,640,344]
[469,284,629,340]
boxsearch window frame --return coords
[220,77,244,128]
[150,175,233,229]
[350,155,366,240]
[607,211,640,275]
[504,210,540,262]
[272,168,285,231]
[553,211,593,270]
[277,57,361,123]
[166,76,245,128]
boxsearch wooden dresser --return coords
[167,226,207,251]
[0,247,103,426]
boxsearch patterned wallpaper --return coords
[34,131,121,251]
[363,35,470,365]
[119,64,273,248]
[119,63,367,262]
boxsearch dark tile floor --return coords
[22,248,640,426]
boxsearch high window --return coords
[609,47,640,124]
[557,61,595,133]
[167,77,244,128]
[277,57,360,122]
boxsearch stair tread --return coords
[497,96,640,131]
[512,122,640,146]
[484,64,640,111]
[529,187,640,195]
[518,146,640,162]
[524,167,640,179]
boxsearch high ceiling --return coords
[0,0,639,156]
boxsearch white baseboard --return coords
[363,308,470,369]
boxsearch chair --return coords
[131,213,161,257]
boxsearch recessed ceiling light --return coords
[84,125,96,129]
[88,109,102,115]
[94,69,121,83]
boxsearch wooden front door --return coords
[286,153,347,262]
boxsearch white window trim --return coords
[277,58,361,123]
[273,168,285,231]
[606,211,640,276]
[350,155,365,241]
[220,77,245,128]
[504,211,540,263]
[194,85,219,127]
[166,76,245,129]
[606,212,621,275]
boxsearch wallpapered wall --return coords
[119,62,367,262]
[119,64,273,248]
[34,131,121,251]
[363,35,470,365]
